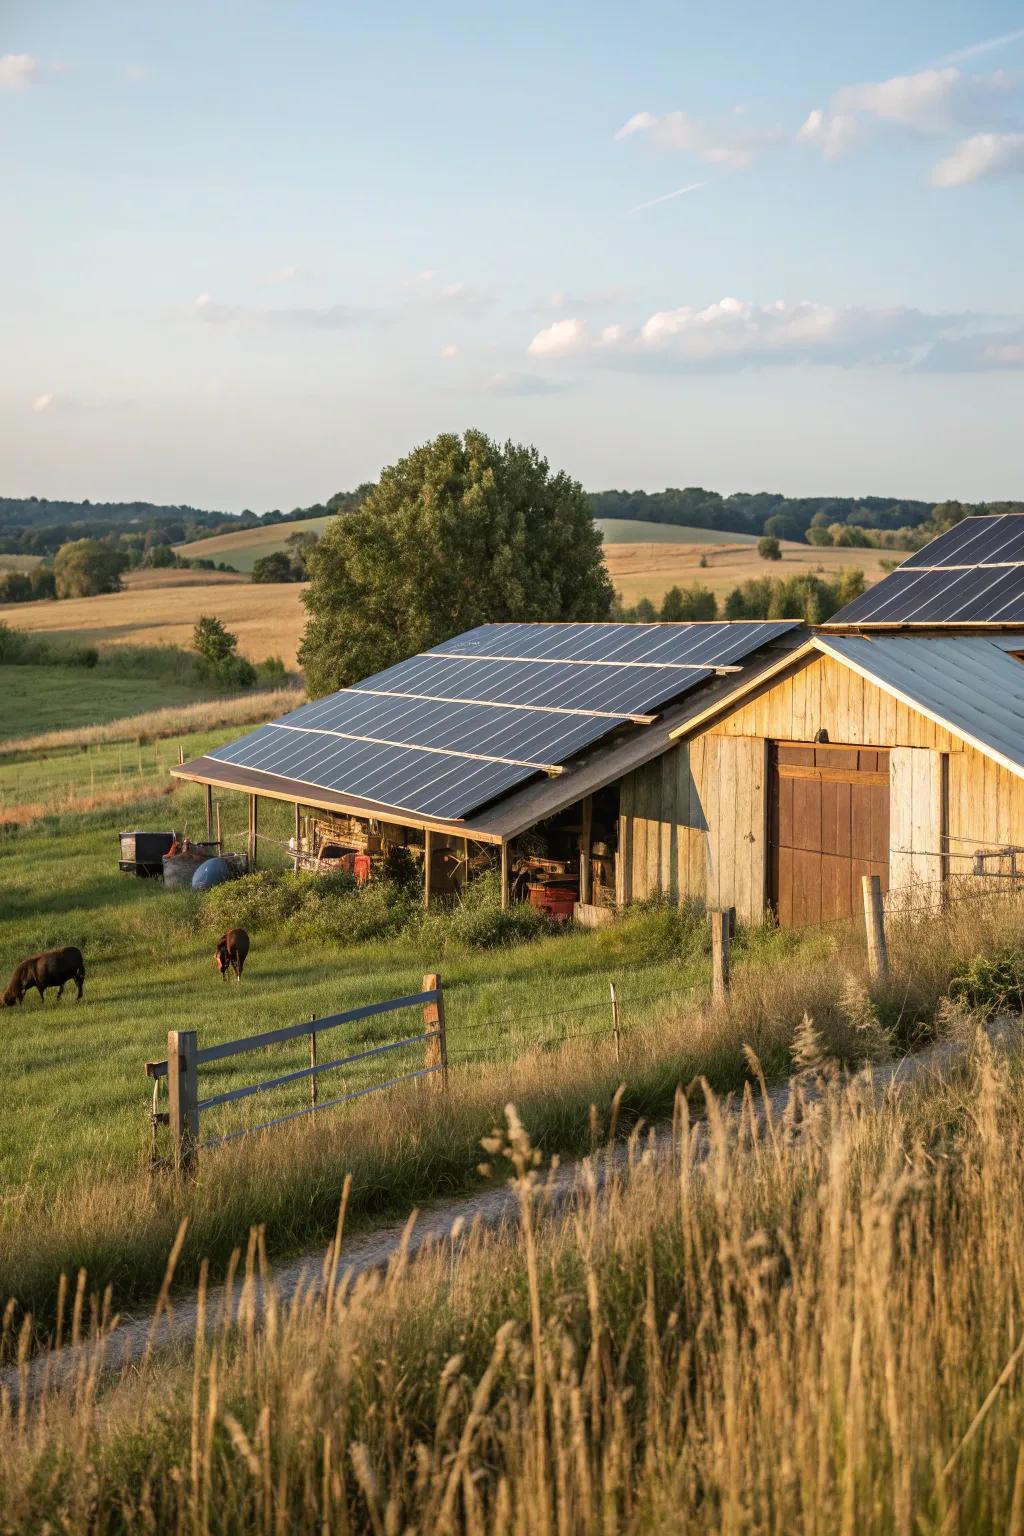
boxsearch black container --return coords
[119,830,176,878]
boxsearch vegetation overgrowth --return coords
[3,1027,1023,1532]
[4,709,1024,1340]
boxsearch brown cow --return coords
[3,947,85,1006]
[215,928,249,982]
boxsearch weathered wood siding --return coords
[620,735,766,923]
[621,650,1024,917]
[889,747,944,907]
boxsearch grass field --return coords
[1,673,1016,1338]
[0,552,42,573]
[7,1036,1020,1534]
[594,517,760,545]
[0,664,223,742]
[175,514,334,572]
[605,536,893,606]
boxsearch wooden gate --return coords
[769,743,889,927]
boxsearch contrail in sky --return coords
[628,181,706,214]
[928,26,1024,66]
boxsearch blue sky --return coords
[3,0,1024,510]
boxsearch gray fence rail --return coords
[146,973,447,1172]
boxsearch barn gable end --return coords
[625,646,1024,923]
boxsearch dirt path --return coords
[4,1026,1012,1406]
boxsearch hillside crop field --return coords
[594,516,760,545]
[175,513,334,571]
[0,567,308,666]
[604,535,893,606]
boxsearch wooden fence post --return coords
[422,972,448,1089]
[500,841,510,911]
[247,794,258,871]
[862,874,890,984]
[167,1029,199,1174]
[710,909,730,1004]
[309,1016,318,1108]
[609,981,621,1063]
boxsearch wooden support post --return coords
[247,794,258,871]
[710,909,730,1004]
[309,1016,318,1108]
[167,1029,199,1175]
[500,841,510,910]
[293,802,302,871]
[215,799,222,851]
[178,742,185,767]
[862,874,890,984]
[609,981,621,1063]
[204,784,214,843]
[423,829,433,909]
[579,795,593,906]
[422,973,448,1089]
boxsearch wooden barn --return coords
[173,515,1024,928]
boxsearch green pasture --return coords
[174,513,333,572]
[0,663,215,743]
[594,517,760,545]
[0,779,716,1192]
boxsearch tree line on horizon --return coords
[4,475,1022,562]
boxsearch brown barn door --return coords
[769,744,889,927]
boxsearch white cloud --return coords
[527,295,1012,372]
[615,108,776,169]
[260,263,306,286]
[799,65,1021,162]
[485,371,570,396]
[527,317,589,358]
[439,344,458,359]
[31,392,54,412]
[192,293,360,328]
[930,131,1024,185]
[407,271,490,308]
[0,53,37,90]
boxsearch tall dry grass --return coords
[2,1031,1021,1533]
[5,887,1024,1360]
[0,686,302,758]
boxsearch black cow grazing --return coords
[3,947,85,1006]
[215,928,249,982]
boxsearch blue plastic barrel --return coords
[192,857,234,891]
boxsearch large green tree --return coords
[53,538,129,598]
[299,430,614,696]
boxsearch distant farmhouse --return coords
[174,515,1024,927]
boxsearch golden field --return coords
[604,536,892,606]
[0,532,892,669]
[0,567,308,666]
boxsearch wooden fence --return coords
[147,972,447,1173]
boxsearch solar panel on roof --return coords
[205,620,798,821]
[828,516,1024,627]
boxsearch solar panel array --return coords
[829,515,1024,627]
[208,621,797,821]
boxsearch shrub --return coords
[192,614,258,689]
[251,551,296,584]
[757,535,782,561]
[948,949,1024,1016]
[53,538,129,598]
